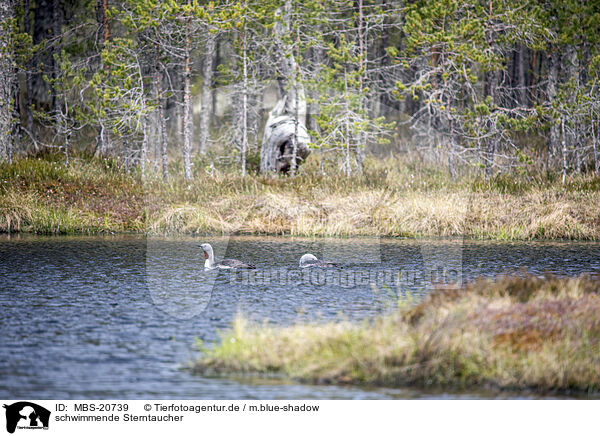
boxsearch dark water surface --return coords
[1,235,598,399]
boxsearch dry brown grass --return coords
[194,274,600,393]
[1,153,599,239]
[148,187,599,239]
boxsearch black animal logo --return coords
[3,402,50,434]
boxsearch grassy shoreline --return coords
[193,274,600,394]
[1,153,599,239]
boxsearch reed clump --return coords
[193,274,600,393]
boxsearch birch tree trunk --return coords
[23,0,34,139]
[561,117,567,184]
[198,34,215,154]
[182,5,193,180]
[484,71,497,178]
[355,0,366,173]
[95,0,109,156]
[592,106,599,177]
[160,96,169,180]
[344,68,351,178]
[306,42,322,134]
[152,110,159,174]
[51,0,62,129]
[0,0,16,161]
[564,44,579,173]
[546,50,559,166]
[241,6,248,177]
[211,37,220,128]
[141,116,148,182]
[483,1,497,179]
[154,50,169,180]
[290,23,300,176]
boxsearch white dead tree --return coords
[260,0,310,175]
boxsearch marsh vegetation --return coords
[194,274,600,393]
[2,152,599,240]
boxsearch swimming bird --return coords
[299,253,337,268]
[199,243,255,270]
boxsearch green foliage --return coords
[3,0,600,180]
[302,0,393,174]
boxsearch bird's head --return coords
[299,253,318,266]
[199,243,212,259]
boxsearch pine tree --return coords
[393,0,547,177]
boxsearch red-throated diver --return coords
[299,253,337,268]
[200,243,256,270]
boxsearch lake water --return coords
[1,235,598,399]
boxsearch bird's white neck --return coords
[204,248,215,269]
